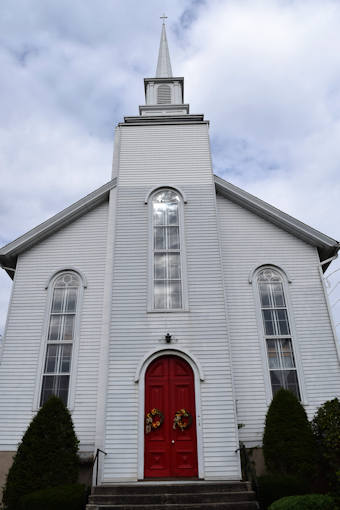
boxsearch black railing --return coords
[236,442,258,488]
[92,448,107,486]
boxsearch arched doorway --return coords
[144,355,198,478]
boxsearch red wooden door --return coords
[144,356,198,478]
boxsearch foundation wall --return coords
[0,451,15,503]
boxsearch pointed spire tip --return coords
[156,18,173,78]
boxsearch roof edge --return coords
[0,179,117,272]
[214,174,339,263]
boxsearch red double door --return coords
[144,355,198,478]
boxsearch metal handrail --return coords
[92,448,107,486]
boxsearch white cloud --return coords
[0,0,339,338]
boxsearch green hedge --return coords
[312,398,340,491]
[20,484,87,510]
[3,396,79,510]
[257,474,309,509]
[268,494,336,510]
[263,389,316,481]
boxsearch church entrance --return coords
[144,355,198,478]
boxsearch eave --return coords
[214,175,339,271]
[121,114,207,126]
[0,179,117,278]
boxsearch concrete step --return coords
[92,482,250,495]
[88,490,256,505]
[86,504,259,510]
[87,481,259,510]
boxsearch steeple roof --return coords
[156,22,173,77]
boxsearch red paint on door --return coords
[144,356,198,478]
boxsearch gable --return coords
[0,179,116,278]
[214,175,339,268]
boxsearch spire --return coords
[156,17,173,78]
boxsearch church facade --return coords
[1,24,340,486]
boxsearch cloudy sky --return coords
[0,0,339,339]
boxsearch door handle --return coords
[171,440,175,444]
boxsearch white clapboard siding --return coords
[118,124,213,186]
[102,122,241,481]
[216,194,340,445]
[0,201,109,450]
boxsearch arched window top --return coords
[54,272,81,288]
[152,189,181,227]
[248,264,292,284]
[145,186,187,204]
[45,268,87,289]
[258,268,282,283]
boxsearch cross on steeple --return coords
[160,14,168,24]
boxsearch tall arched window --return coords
[40,272,81,406]
[152,189,183,310]
[257,268,300,399]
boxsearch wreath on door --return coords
[145,408,164,434]
[173,408,193,431]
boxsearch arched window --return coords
[40,272,81,406]
[152,189,183,309]
[157,84,171,104]
[257,268,300,399]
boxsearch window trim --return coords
[147,188,189,312]
[248,263,292,284]
[252,265,307,404]
[44,267,87,289]
[33,270,84,411]
[145,186,187,205]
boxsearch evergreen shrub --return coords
[20,484,87,510]
[257,473,308,510]
[263,389,316,482]
[3,396,79,510]
[268,494,336,510]
[312,398,340,490]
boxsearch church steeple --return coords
[156,20,173,78]
[138,18,189,117]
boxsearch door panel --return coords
[144,356,198,478]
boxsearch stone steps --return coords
[87,482,259,510]
[87,505,258,510]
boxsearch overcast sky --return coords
[0,0,339,339]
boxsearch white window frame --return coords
[33,269,85,411]
[147,187,188,312]
[252,265,307,404]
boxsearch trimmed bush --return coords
[312,398,340,490]
[263,389,317,481]
[268,494,336,510]
[3,396,79,510]
[20,484,87,510]
[257,473,308,510]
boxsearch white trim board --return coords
[135,349,205,481]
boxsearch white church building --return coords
[1,23,340,487]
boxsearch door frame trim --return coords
[137,348,205,480]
